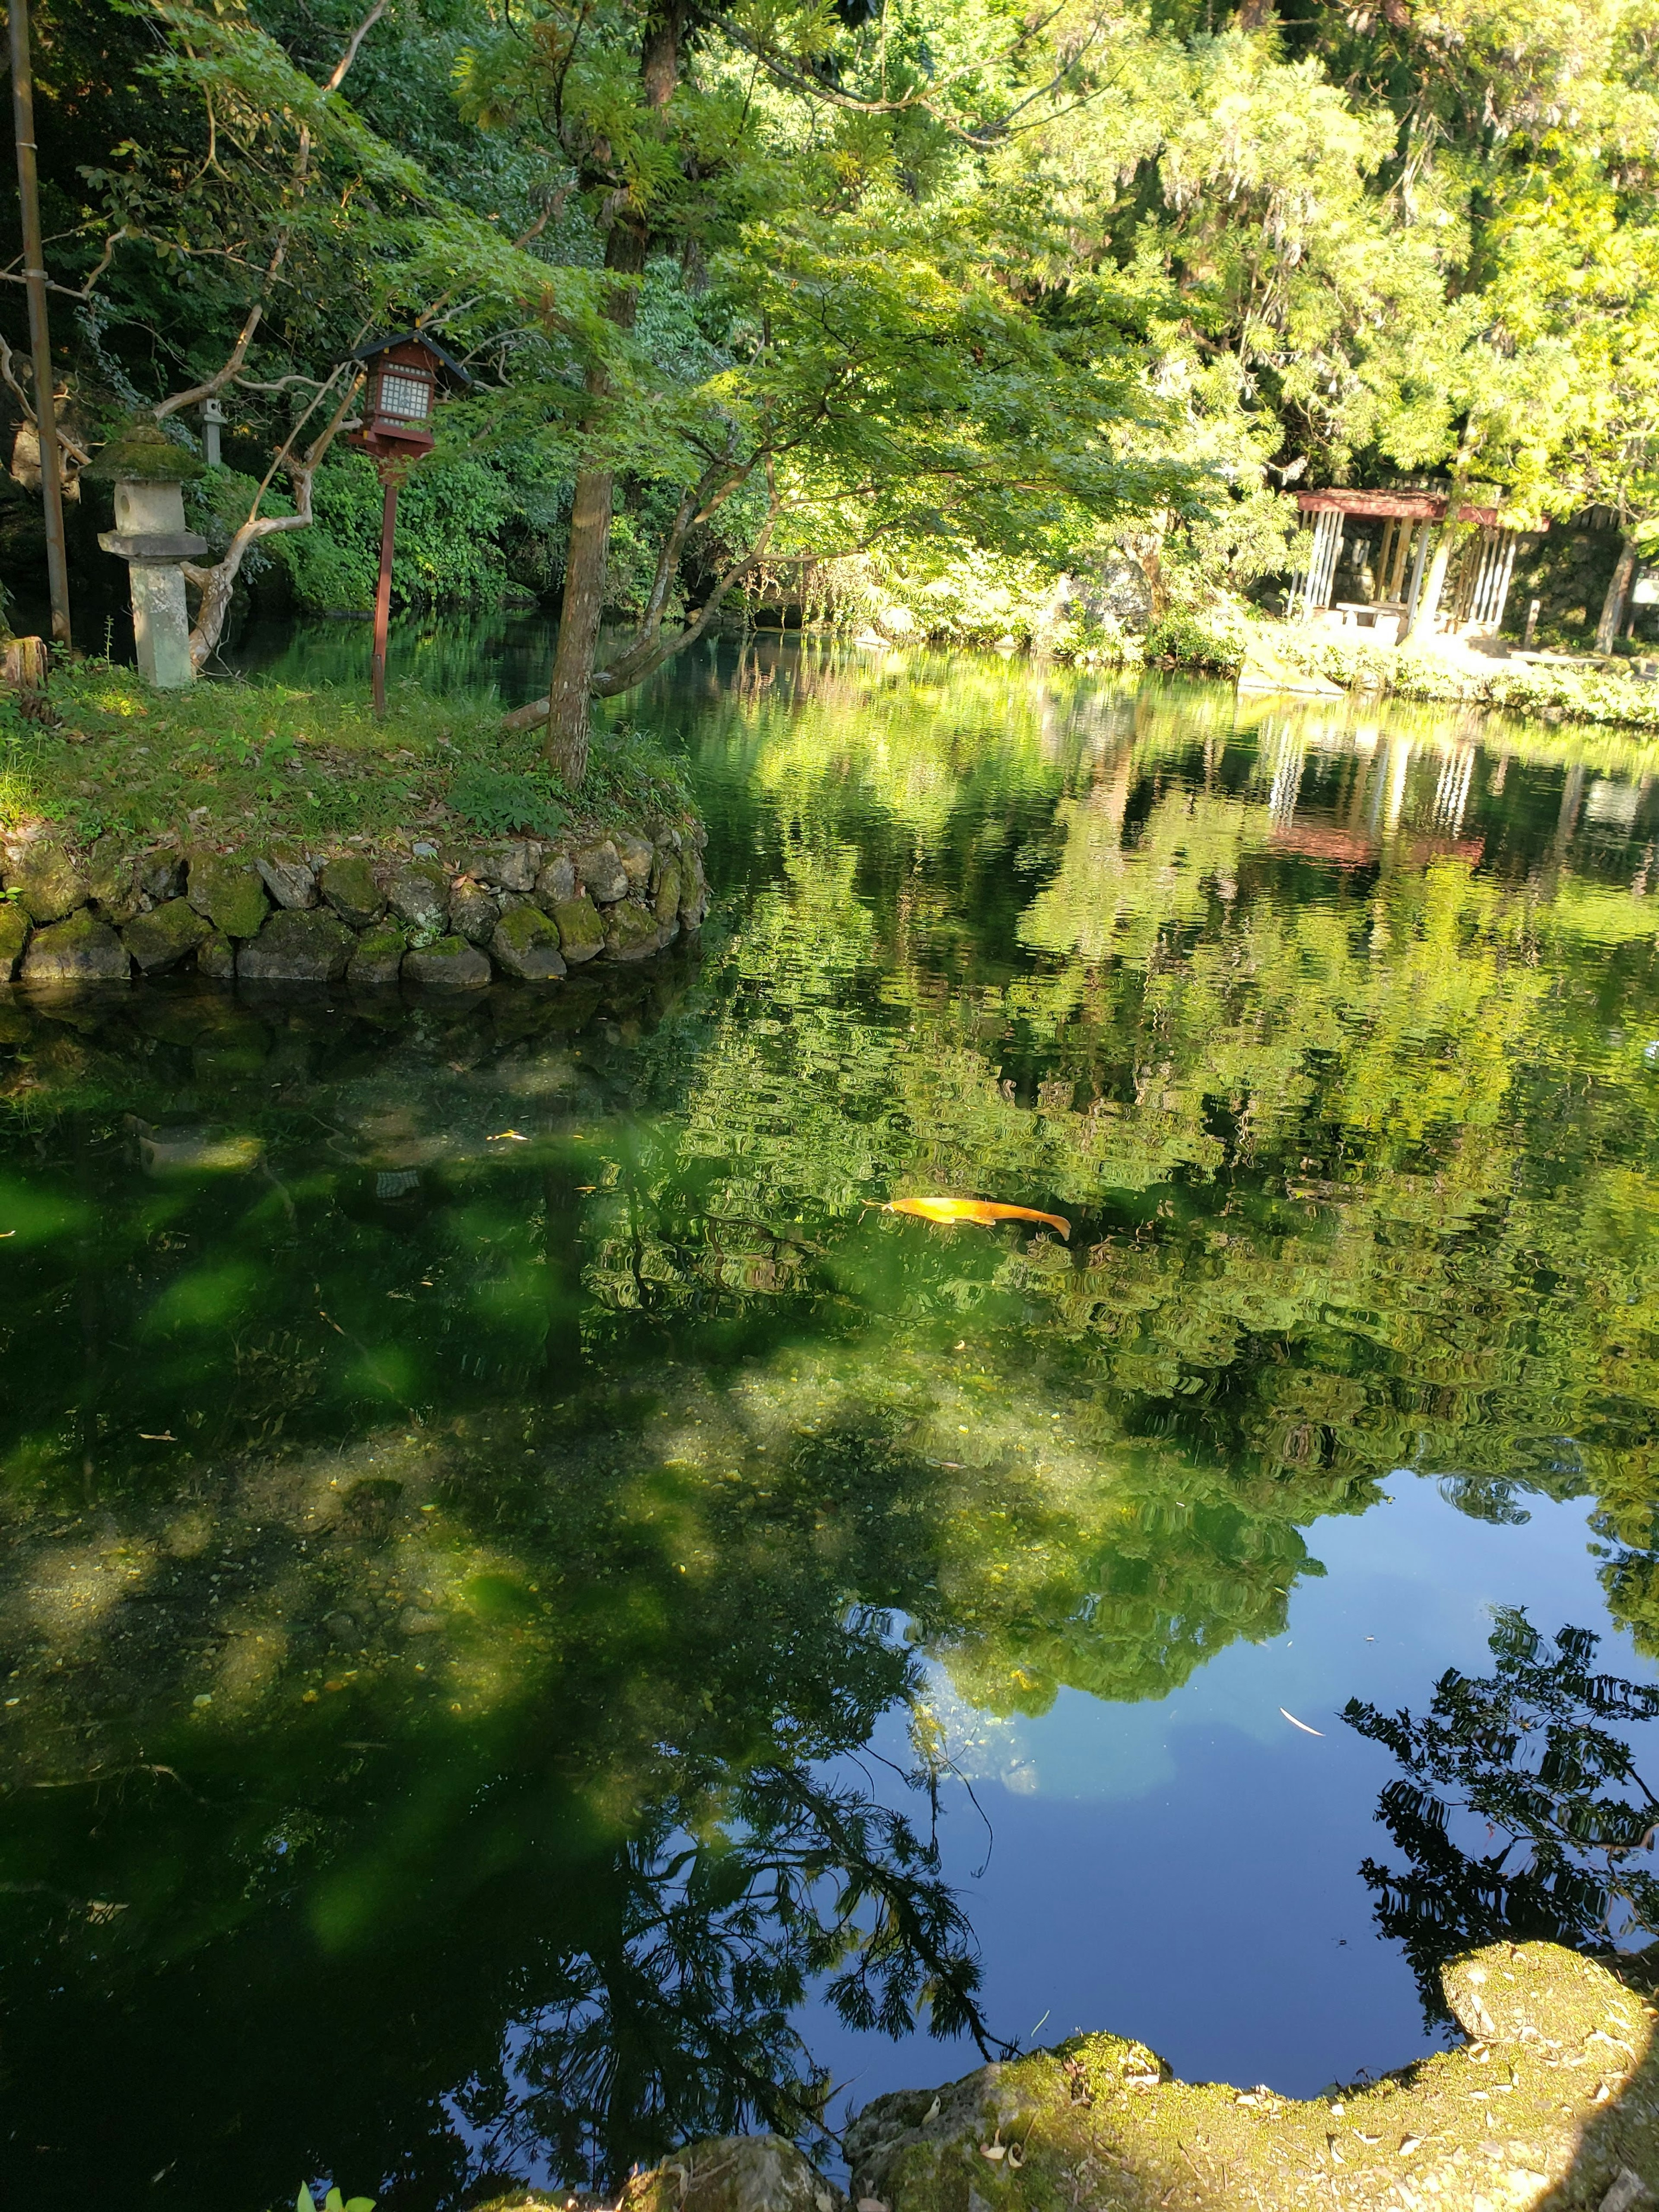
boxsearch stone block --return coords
[449,877,499,944]
[679,845,709,926]
[84,839,144,925]
[5,840,86,923]
[534,850,575,907]
[386,860,450,942]
[197,930,236,980]
[613,830,654,889]
[140,851,185,902]
[237,907,356,983]
[653,856,683,924]
[458,841,539,892]
[604,898,662,962]
[255,852,318,910]
[491,904,567,982]
[0,902,29,979]
[319,854,385,928]
[575,839,629,904]
[121,897,212,973]
[20,912,131,986]
[186,853,269,938]
[403,934,492,990]
[347,920,407,988]
[551,893,604,963]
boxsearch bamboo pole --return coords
[9,0,72,646]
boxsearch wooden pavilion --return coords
[1288,487,1536,641]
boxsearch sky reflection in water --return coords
[3,629,1659,2209]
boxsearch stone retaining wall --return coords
[0,817,709,990]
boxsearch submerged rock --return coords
[403,934,491,990]
[320,854,385,928]
[21,911,130,986]
[490,903,566,981]
[121,897,212,974]
[0,903,29,980]
[186,853,269,939]
[238,907,356,983]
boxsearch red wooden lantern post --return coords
[346,332,474,716]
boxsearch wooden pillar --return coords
[372,473,399,719]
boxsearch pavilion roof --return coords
[1295,487,1507,526]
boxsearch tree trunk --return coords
[1596,532,1639,655]
[543,5,681,788]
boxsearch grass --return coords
[0,663,695,854]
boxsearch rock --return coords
[576,839,629,904]
[237,907,356,984]
[121,897,212,974]
[186,853,269,938]
[653,856,683,925]
[254,852,318,910]
[20,912,130,986]
[604,899,663,963]
[1443,1942,1650,2052]
[680,844,709,927]
[346,920,406,988]
[319,854,386,928]
[490,904,567,982]
[448,877,499,945]
[6,840,86,923]
[551,893,604,963]
[84,839,144,925]
[458,841,538,892]
[399,1606,443,1634]
[623,2137,844,2212]
[613,831,654,890]
[403,934,491,990]
[386,860,450,943]
[0,902,29,979]
[139,850,184,903]
[197,930,236,980]
[535,850,575,907]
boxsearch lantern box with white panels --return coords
[346,331,474,463]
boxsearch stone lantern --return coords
[88,421,209,690]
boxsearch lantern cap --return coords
[84,418,207,484]
[349,329,475,391]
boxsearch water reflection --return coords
[5,639,1659,2206]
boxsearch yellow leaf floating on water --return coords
[884,1196,1071,1240]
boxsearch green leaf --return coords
[326,2191,344,2212]
[297,2190,317,2212]
[345,2199,377,2211]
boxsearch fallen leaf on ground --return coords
[488,1129,530,1142]
[884,1196,1071,1239]
[138,1431,177,1442]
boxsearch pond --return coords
[5,622,1659,2211]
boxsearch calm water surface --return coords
[5,622,1659,2207]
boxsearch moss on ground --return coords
[0,663,690,854]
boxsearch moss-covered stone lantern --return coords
[89,421,208,690]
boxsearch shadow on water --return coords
[7,636,1659,2203]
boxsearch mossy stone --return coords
[237,907,356,983]
[254,852,318,911]
[603,899,662,962]
[402,934,491,991]
[652,856,682,924]
[0,902,29,979]
[490,903,567,982]
[386,860,450,943]
[186,853,270,939]
[449,878,499,944]
[83,419,207,483]
[5,841,86,924]
[121,898,213,973]
[197,929,237,980]
[84,839,144,925]
[20,911,131,986]
[320,854,385,928]
[551,893,604,963]
[347,919,407,988]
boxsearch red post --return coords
[372,474,398,718]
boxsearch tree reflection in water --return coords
[1345,1610,1659,2025]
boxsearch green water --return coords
[5,633,1659,2209]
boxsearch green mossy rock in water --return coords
[604,898,664,962]
[551,894,604,963]
[0,903,29,979]
[196,929,236,980]
[186,853,269,939]
[831,1940,1659,2212]
[320,854,385,928]
[346,919,406,988]
[403,934,490,990]
[121,898,212,974]
[19,912,130,987]
[237,907,356,983]
[4,840,86,924]
[490,903,566,982]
